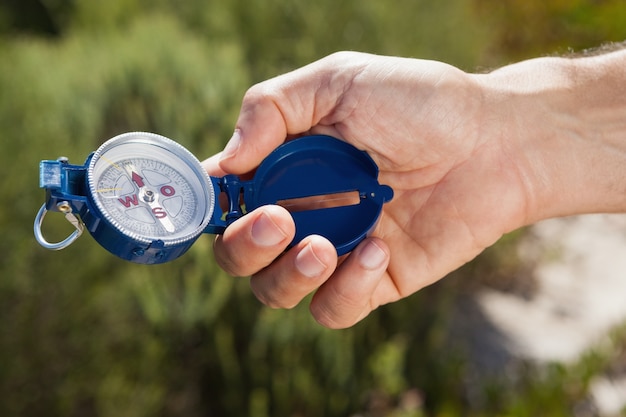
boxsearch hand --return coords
[202,49,626,328]
[201,51,530,328]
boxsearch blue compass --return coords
[35,132,393,264]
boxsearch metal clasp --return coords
[34,201,84,250]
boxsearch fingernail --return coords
[251,212,288,247]
[295,242,327,278]
[220,129,241,161]
[359,240,387,270]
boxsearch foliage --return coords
[474,0,626,62]
[1,1,625,416]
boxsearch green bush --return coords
[0,14,247,417]
[1,1,626,416]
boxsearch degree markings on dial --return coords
[100,155,123,171]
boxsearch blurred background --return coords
[1,0,626,416]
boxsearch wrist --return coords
[474,50,626,224]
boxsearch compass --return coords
[35,132,393,264]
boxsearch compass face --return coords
[87,132,214,245]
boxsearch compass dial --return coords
[87,132,214,246]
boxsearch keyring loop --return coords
[34,203,84,250]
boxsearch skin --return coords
[201,49,626,329]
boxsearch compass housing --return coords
[37,133,394,264]
[84,132,216,264]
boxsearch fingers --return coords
[310,238,390,329]
[214,203,391,329]
[249,235,338,310]
[213,204,340,310]
[212,205,295,277]
[249,236,390,328]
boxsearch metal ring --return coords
[34,204,84,250]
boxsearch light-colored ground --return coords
[477,214,626,415]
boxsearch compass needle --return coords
[145,191,176,233]
[131,171,145,188]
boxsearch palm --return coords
[370,151,528,304]
[319,59,530,303]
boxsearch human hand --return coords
[202,50,626,328]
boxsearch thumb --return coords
[218,52,370,174]
[218,88,291,175]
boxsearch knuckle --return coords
[212,238,253,277]
[310,303,356,330]
[243,81,279,106]
[250,282,298,310]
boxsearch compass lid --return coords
[245,135,393,255]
